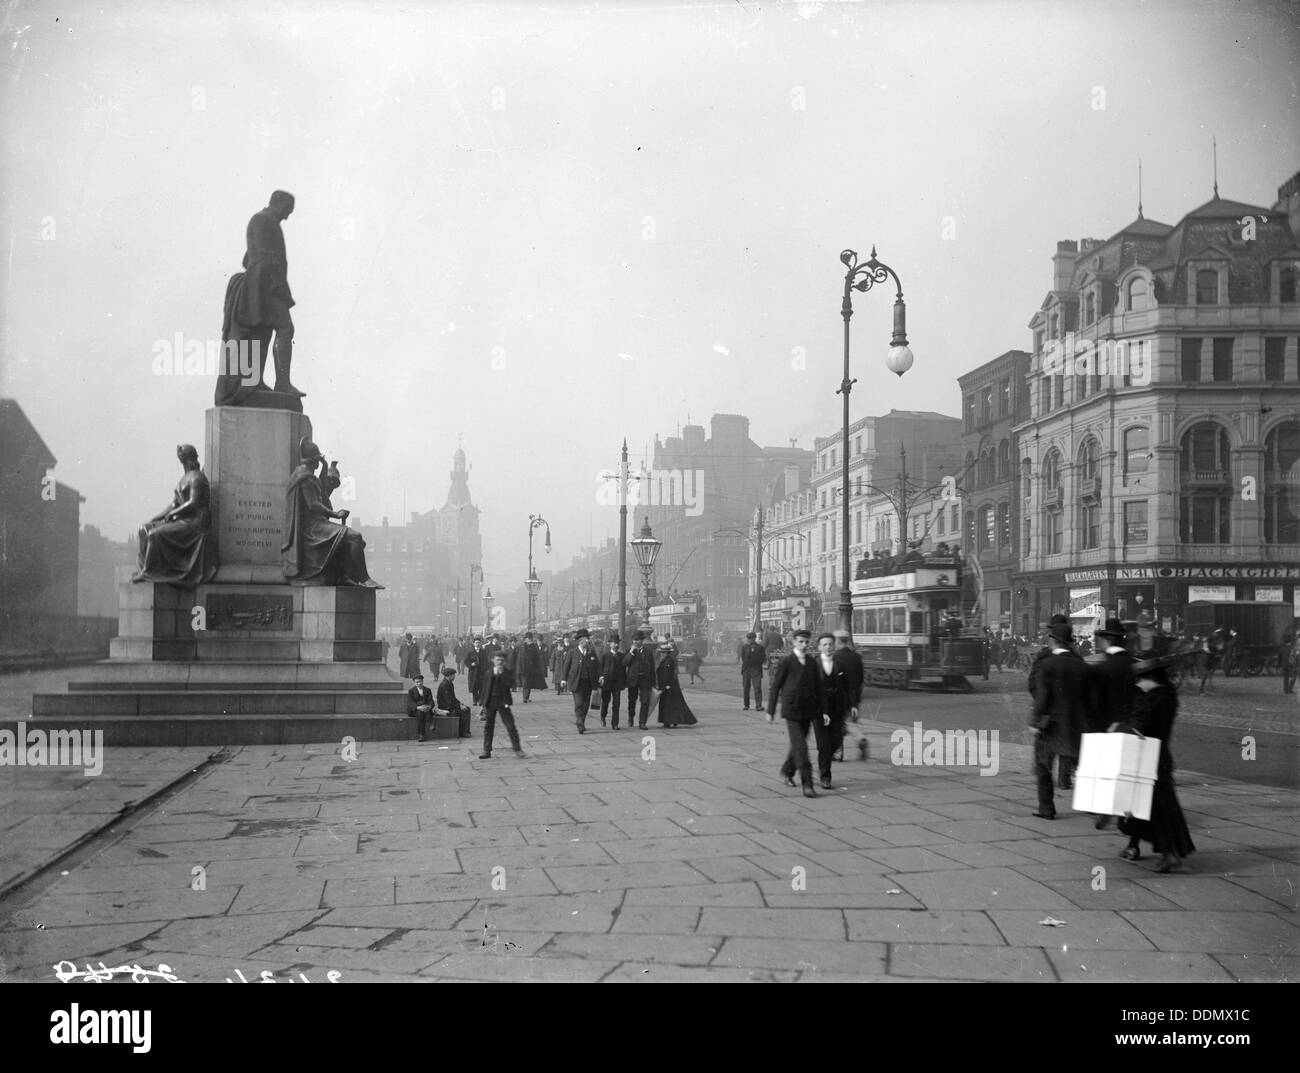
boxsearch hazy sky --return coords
[2,0,1297,598]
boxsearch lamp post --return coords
[483,587,494,635]
[630,516,662,628]
[468,562,483,637]
[526,514,551,631]
[838,247,914,632]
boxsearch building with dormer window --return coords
[1013,170,1300,634]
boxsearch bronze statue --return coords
[216,190,306,410]
[133,444,218,585]
[282,438,380,587]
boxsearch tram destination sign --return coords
[850,569,954,595]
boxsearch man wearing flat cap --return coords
[739,631,766,712]
[407,673,435,742]
[766,628,832,798]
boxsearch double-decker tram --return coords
[648,596,710,655]
[850,565,987,692]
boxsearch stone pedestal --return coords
[207,405,313,584]
[32,405,401,744]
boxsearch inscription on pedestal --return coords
[232,497,280,552]
[207,593,294,630]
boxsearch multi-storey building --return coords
[641,413,812,635]
[1014,172,1300,634]
[957,350,1033,628]
[758,409,962,630]
[355,446,484,634]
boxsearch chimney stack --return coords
[1053,240,1078,292]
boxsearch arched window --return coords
[1123,427,1149,479]
[1264,422,1300,543]
[1179,423,1231,544]
[998,439,1011,481]
[997,501,1011,548]
[1128,276,1149,311]
[1196,269,1218,305]
[975,505,993,552]
[965,451,977,488]
[1042,449,1062,493]
[1078,438,1099,481]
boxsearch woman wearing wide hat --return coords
[654,639,698,727]
[1115,652,1196,873]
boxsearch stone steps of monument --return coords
[31,690,407,717]
[1,713,422,747]
[67,679,400,693]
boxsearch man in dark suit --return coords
[829,628,865,766]
[1084,617,1135,829]
[624,631,656,729]
[479,652,525,759]
[598,634,628,729]
[739,631,767,711]
[464,636,485,705]
[562,628,602,734]
[406,673,435,742]
[1029,619,1093,819]
[435,666,470,731]
[513,631,545,703]
[766,629,831,798]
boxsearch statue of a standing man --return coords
[238,190,305,398]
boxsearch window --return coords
[1052,375,1063,410]
[950,504,959,530]
[1124,427,1149,478]
[1280,266,1298,304]
[1045,509,1063,554]
[1050,313,1059,338]
[1079,439,1099,481]
[1196,269,1219,305]
[1000,379,1011,417]
[1128,276,1149,311]
[978,505,994,551]
[963,394,975,429]
[1022,457,1033,497]
[1212,338,1234,382]
[1042,450,1062,494]
[982,386,994,423]
[830,447,837,467]
[997,502,1011,548]
[1022,516,1031,555]
[1124,502,1149,546]
[1084,292,1095,325]
[1079,500,1100,550]
[998,439,1010,480]
[1264,422,1300,544]
[1039,377,1051,414]
[1034,330,1045,355]
[1180,424,1232,544]
[936,509,945,536]
[1265,337,1287,381]
[1181,338,1201,381]
[965,511,976,551]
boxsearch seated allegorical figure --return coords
[133,444,218,585]
[281,437,381,587]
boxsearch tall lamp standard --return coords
[838,247,914,632]
[630,516,663,628]
[526,514,551,631]
[483,588,494,636]
[468,562,483,637]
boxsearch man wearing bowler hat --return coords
[598,633,627,728]
[562,628,602,734]
[766,628,832,798]
[1084,617,1136,829]
[625,630,656,729]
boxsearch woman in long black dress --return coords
[1117,654,1195,873]
[654,642,698,727]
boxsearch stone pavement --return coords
[0,684,1296,983]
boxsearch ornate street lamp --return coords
[838,247,914,632]
[526,514,551,632]
[630,516,663,624]
[483,587,494,636]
